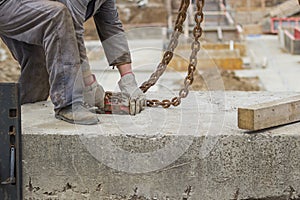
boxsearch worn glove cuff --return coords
[110,53,132,67]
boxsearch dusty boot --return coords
[83,74,105,109]
[55,102,99,125]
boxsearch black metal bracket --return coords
[0,83,22,200]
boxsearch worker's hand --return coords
[83,79,105,109]
[118,73,146,112]
[119,92,145,115]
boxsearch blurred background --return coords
[1,0,299,92]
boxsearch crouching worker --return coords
[0,0,144,125]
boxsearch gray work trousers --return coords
[0,0,84,110]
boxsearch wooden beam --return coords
[238,95,300,131]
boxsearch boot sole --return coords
[55,114,99,125]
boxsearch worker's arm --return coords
[94,1,144,109]
[93,0,132,67]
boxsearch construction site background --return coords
[0,0,299,90]
[227,0,286,9]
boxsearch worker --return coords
[0,0,144,125]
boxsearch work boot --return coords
[83,74,105,109]
[55,102,99,125]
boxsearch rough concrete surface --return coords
[22,91,300,200]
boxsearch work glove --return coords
[118,73,146,115]
[83,75,105,109]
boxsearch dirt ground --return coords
[190,69,261,91]
[0,42,20,83]
[0,59,20,83]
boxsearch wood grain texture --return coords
[238,95,300,131]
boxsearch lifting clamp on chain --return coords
[140,0,205,109]
[95,92,145,115]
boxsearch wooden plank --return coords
[177,43,247,57]
[168,49,243,71]
[238,95,300,131]
[212,58,243,70]
[169,56,243,71]
[243,24,263,35]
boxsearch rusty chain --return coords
[140,0,205,108]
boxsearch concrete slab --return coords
[22,91,300,200]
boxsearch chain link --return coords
[140,0,205,108]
